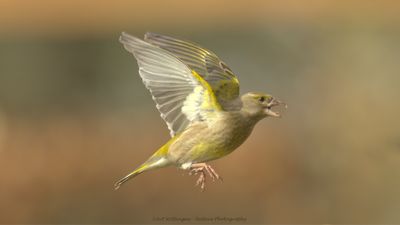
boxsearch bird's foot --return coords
[189,163,222,191]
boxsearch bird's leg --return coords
[189,163,222,190]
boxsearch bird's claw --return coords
[189,163,222,191]
[195,172,206,191]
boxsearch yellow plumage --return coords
[115,32,285,190]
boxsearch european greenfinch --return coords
[115,32,286,190]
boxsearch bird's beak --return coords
[264,98,287,118]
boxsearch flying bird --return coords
[115,32,286,190]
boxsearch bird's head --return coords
[241,92,286,120]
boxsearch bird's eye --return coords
[259,96,265,103]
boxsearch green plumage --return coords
[115,32,285,190]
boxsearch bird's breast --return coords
[168,112,257,165]
[213,113,256,151]
[192,113,256,163]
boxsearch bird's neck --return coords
[218,110,260,131]
[219,97,264,124]
[239,109,265,125]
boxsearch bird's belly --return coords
[171,120,255,165]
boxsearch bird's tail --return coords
[114,135,178,190]
[114,163,149,190]
[114,154,171,190]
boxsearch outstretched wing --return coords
[120,32,222,137]
[144,32,240,104]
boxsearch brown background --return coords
[0,0,399,223]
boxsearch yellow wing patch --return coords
[144,32,241,105]
[191,70,222,111]
[181,70,222,123]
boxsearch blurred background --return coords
[0,0,400,223]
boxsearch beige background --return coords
[0,0,399,223]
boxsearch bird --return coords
[114,32,286,190]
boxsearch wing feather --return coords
[144,32,240,103]
[120,32,221,136]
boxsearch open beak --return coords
[264,98,287,118]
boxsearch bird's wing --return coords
[120,32,222,137]
[144,32,240,104]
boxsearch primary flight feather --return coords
[115,32,286,190]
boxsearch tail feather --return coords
[114,164,147,190]
[114,156,169,190]
[115,137,176,190]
